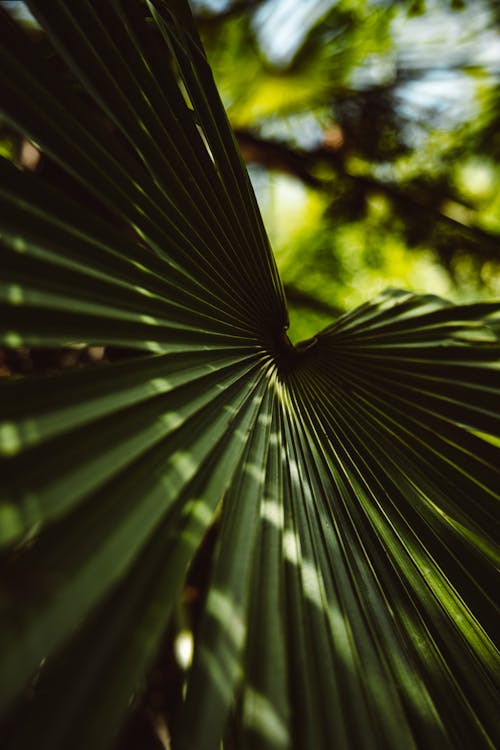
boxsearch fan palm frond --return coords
[0,2,499,749]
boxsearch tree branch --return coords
[284,284,343,319]
[236,129,500,263]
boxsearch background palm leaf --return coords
[0,2,499,748]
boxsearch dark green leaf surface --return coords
[0,2,498,749]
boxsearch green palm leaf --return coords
[0,2,499,749]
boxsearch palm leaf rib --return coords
[0,2,499,749]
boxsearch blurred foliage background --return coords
[1,0,499,346]
[193,0,500,342]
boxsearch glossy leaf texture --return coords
[0,2,499,749]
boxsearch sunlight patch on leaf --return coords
[144,340,167,352]
[260,498,284,529]
[206,589,247,650]
[469,429,500,447]
[0,422,21,456]
[243,462,266,483]
[169,451,199,481]
[150,377,174,392]
[300,558,324,609]
[4,331,23,347]
[197,644,241,704]
[242,685,289,748]
[134,285,155,298]
[139,313,162,325]
[5,284,23,304]
[327,606,355,666]
[183,498,214,527]
[283,528,300,565]
[12,237,27,252]
[159,412,184,431]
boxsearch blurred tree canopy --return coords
[193,0,500,341]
